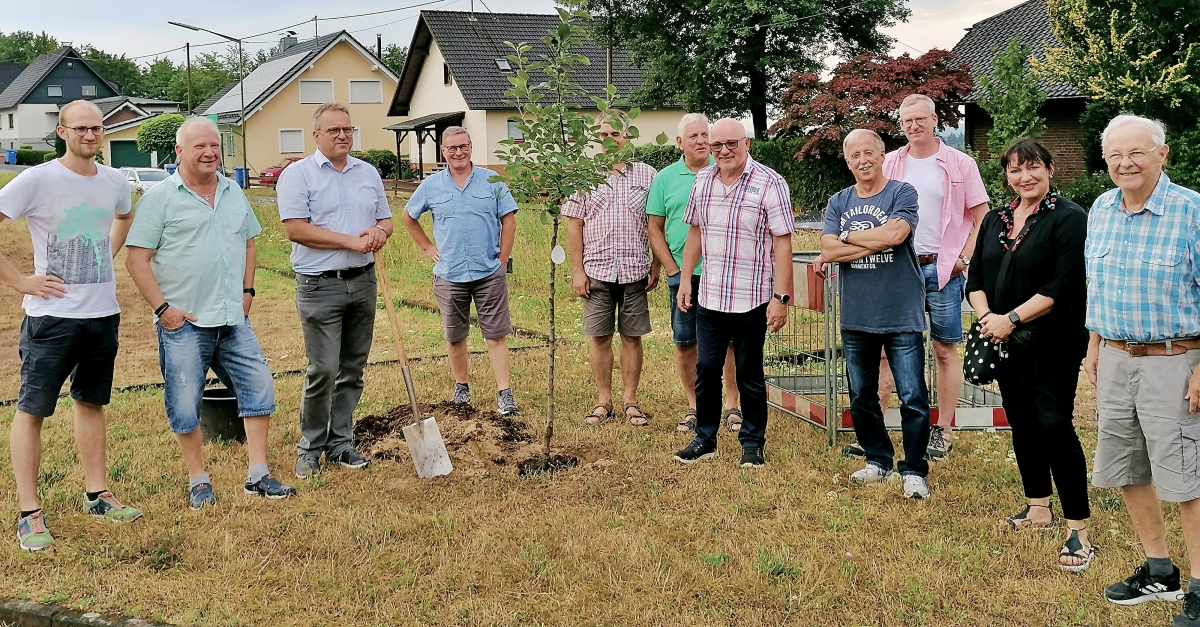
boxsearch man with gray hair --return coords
[402,126,520,415]
[1084,114,1200,621]
[277,103,393,479]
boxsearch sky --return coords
[3,0,1030,67]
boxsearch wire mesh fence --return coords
[766,252,1007,447]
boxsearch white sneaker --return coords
[902,475,930,499]
[851,462,894,484]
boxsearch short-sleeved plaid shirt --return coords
[560,162,656,284]
[683,157,795,313]
[1085,172,1200,341]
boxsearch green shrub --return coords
[1058,171,1112,211]
[631,144,682,171]
[1168,126,1200,191]
[351,149,399,179]
[15,149,54,166]
[18,144,32,150]
[751,137,854,219]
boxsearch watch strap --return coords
[1007,310,1021,325]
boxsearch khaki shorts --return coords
[582,276,651,338]
[433,267,514,343]
[1092,342,1200,502]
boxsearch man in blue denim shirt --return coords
[127,117,295,509]
[403,126,519,415]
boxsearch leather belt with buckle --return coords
[917,254,937,266]
[309,263,374,280]
[1105,338,1200,357]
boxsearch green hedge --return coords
[15,149,55,166]
[631,144,683,171]
[350,149,399,179]
[1058,171,1112,211]
[751,138,854,219]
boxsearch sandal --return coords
[624,403,649,427]
[584,404,613,425]
[675,409,697,434]
[1003,504,1055,532]
[724,408,743,433]
[1059,527,1095,572]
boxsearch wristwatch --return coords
[773,293,791,305]
[959,256,971,266]
[1007,310,1021,325]
[244,287,256,297]
[839,231,851,244]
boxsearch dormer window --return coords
[495,59,511,71]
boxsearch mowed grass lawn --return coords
[0,177,1185,626]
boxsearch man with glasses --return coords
[673,118,794,467]
[277,103,393,479]
[563,114,659,427]
[829,93,989,462]
[402,126,520,415]
[0,100,141,551]
[1085,115,1200,622]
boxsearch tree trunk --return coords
[543,211,560,457]
[747,28,769,139]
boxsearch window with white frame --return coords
[221,131,236,157]
[349,80,382,104]
[352,128,362,151]
[279,129,305,154]
[298,80,334,104]
[47,85,63,98]
[81,85,97,97]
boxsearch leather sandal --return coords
[724,408,743,433]
[624,403,649,427]
[1003,503,1055,532]
[584,404,613,425]
[1059,527,1095,572]
[675,409,697,434]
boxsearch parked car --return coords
[258,157,304,186]
[120,167,169,194]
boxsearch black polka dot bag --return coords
[963,320,1008,385]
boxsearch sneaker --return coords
[927,425,953,460]
[673,441,716,464]
[452,383,471,405]
[16,510,54,552]
[295,454,321,480]
[244,474,297,500]
[1105,564,1185,606]
[841,441,866,459]
[498,388,519,416]
[1174,588,1200,626]
[189,483,216,509]
[740,447,765,468]
[329,448,371,470]
[851,462,894,484]
[902,474,931,499]
[84,491,142,522]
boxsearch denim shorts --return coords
[668,273,701,346]
[923,262,965,344]
[157,318,275,434]
[17,314,120,417]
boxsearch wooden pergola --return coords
[384,111,465,179]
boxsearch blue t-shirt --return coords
[822,180,926,334]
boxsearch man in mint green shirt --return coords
[646,113,739,435]
[126,117,295,510]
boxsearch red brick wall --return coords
[965,99,1088,180]
[103,108,139,126]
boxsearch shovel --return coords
[375,248,453,478]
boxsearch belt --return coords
[306,263,374,280]
[917,254,937,266]
[1104,338,1200,357]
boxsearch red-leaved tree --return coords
[771,49,974,160]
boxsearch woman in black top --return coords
[965,138,1093,572]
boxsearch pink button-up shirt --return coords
[561,162,657,284]
[883,139,990,288]
[684,157,795,313]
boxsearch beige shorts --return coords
[433,267,513,343]
[1092,342,1200,502]
[582,276,651,338]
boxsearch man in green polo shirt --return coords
[647,113,740,435]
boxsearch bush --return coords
[1058,171,1112,211]
[351,149,399,179]
[398,157,417,180]
[18,145,32,150]
[631,144,682,171]
[136,114,186,157]
[1168,126,1200,191]
[15,149,55,166]
[751,137,854,219]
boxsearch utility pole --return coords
[185,42,192,114]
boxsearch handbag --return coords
[963,319,1007,385]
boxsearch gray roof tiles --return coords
[0,64,26,94]
[0,47,121,109]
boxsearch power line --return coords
[348,0,463,34]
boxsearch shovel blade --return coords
[402,417,454,478]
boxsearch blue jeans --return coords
[157,319,275,434]
[667,273,701,346]
[843,329,930,476]
[923,262,964,344]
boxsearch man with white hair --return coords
[1084,114,1200,621]
[402,126,520,415]
[646,113,740,434]
[673,118,793,467]
[0,100,141,550]
[127,116,296,508]
[820,129,931,499]
[277,103,393,479]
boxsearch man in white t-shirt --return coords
[0,100,142,552]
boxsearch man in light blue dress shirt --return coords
[402,126,520,415]
[276,103,393,480]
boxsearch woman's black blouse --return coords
[964,195,1089,356]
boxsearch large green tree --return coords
[380,44,408,75]
[138,58,179,100]
[0,30,58,64]
[591,0,909,138]
[79,46,141,95]
[978,36,1047,155]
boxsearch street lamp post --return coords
[169,21,248,188]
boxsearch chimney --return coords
[377,34,382,58]
[279,35,299,51]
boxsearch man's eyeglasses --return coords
[444,144,471,154]
[64,126,103,137]
[900,116,931,129]
[1105,149,1156,165]
[709,139,744,153]
[323,127,355,137]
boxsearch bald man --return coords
[0,100,141,551]
[673,118,794,468]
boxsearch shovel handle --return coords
[375,247,421,422]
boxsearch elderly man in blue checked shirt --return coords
[277,103,393,480]
[1084,114,1200,624]
[126,117,295,509]
[402,126,520,415]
